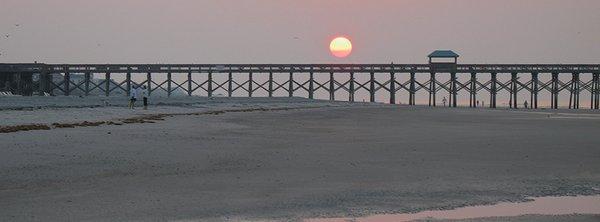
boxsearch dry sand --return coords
[1,97,600,221]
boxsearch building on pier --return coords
[428,50,459,64]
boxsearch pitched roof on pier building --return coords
[428,50,460,58]
[428,50,459,64]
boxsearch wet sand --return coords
[439,214,600,222]
[307,195,600,221]
[1,101,600,221]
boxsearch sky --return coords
[0,0,599,64]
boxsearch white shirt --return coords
[130,88,138,99]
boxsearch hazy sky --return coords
[0,0,599,64]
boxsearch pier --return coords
[1,63,599,109]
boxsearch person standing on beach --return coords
[141,86,149,110]
[129,86,138,109]
[524,100,529,109]
[442,97,447,107]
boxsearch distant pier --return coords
[1,63,599,110]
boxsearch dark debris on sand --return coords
[0,107,317,134]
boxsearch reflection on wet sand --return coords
[306,195,600,222]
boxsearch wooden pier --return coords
[1,63,599,109]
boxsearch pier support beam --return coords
[389,72,396,104]
[569,73,580,109]
[409,72,416,105]
[38,71,48,96]
[14,73,22,95]
[574,73,580,109]
[105,73,110,97]
[349,72,355,102]
[268,72,273,98]
[596,73,600,110]
[429,73,436,106]
[369,72,375,103]
[450,72,457,107]
[551,72,558,109]
[147,73,152,96]
[84,72,90,96]
[574,73,579,109]
[167,72,172,97]
[470,72,477,107]
[597,73,600,110]
[64,70,70,96]
[329,72,335,101]
[228,72,233,97]
[532,72,538,109]
[592,73,600,110]
[187,72,192,96]
[126,72,131,97]
[490,73,497,108]
[309,72,314,99]
[511,72,518,109]
[288,72,294,97]
[591,73,595,109]
[208,72,213,97]
[248,72,253,97]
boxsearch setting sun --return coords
[329,37,352,58]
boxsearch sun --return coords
[329,37,352,58]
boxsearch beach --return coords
[1,96,599,221]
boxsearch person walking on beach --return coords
[477,100,480,107]
[141,86,149,110]
[524,100,529,109]
[442,97,447,107]
[129,86,138,109]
